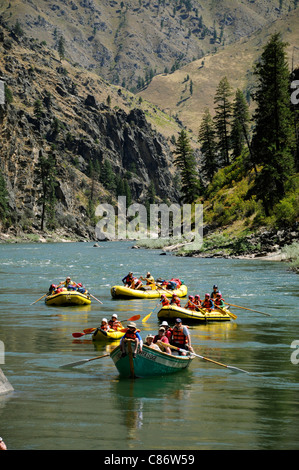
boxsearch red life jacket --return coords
[170,278,181,287]
[161,298,170,306]
[186,301,196,310]
[214,297,225,306]
[101,323,109,331]
[108,320,121,330]
[171,298,180,306]
[172,326,188,345]
[202,299,213,309]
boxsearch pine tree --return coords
[198,108,218,181]
[173,130,201,203]
[251,33,295,215]
[36,152,57,230]
[230,89,250,160]
[58,36,65,61]
[213,76,233,166]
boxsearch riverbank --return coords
[1,226,298,273]
[136,227,299,273]
[0,229,92,244]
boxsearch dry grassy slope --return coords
[138,8,299,135]
[0,0,296,91]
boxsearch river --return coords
[0,241,298,451]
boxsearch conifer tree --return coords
[251,33,295,215]
[58,36,65,61]
[173,130,201,203]
[198,108,218,181]
[230,89,250,160]
[36,151,57,230]
[213,76,233,166]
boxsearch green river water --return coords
[0,241,298,451]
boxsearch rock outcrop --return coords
[0,24,179,240]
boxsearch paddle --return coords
[142,301,161,323]
[225,302,271,317]
[72,314,141,337]
[160,342,250,374]
[215,305,237,320]
[89,293,103,304]
[30,293,48,305]
[60,353,110,368]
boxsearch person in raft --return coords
[122,272,134,287]
[160,294,170,306]
[171,318,193,356]
[170,294,181,307]
[108,314,122,330]
[120,322,143,358]
[144,335,161,351]
[211,284,221,300]
[140,272,155,286]
[184,295,197,310]
[58,276,77,289]
[201,293,215,311]
[159,321,173,341]
[153,326,171,354]
[100,318,110,332]
[214,293,226,308]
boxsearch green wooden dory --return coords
[110,341,194,378]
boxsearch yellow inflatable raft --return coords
[157,304,234,322]
[45,289,91,306]
[111,284,187,299]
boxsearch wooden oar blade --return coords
[60,354,110,368]
[225,302,271,316]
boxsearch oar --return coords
[89,293,103,304]
[30,293,48,305]
[142,301,161,323]
[225,302,271,317]
[60,353,110,368]
[72,315,141,337]
[215,305,237,320]
[160,342,250,374]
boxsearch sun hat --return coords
[146,334,154,341]
[127,322,136,329]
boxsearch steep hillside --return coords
[0,22,180,240]
[139,7,299,134]
[0,0,296,91]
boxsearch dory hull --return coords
[92,328,124,342]
[157,305,232,322]
[110,343,193,378]
[111,284,187,299]
[45,290,91,306]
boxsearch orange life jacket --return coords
[186,301,196,310]
[202,299,214,309]
[108,320,121,330]
[172,326,188,345]
[124,329,140,340]
[161,298,170,306]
